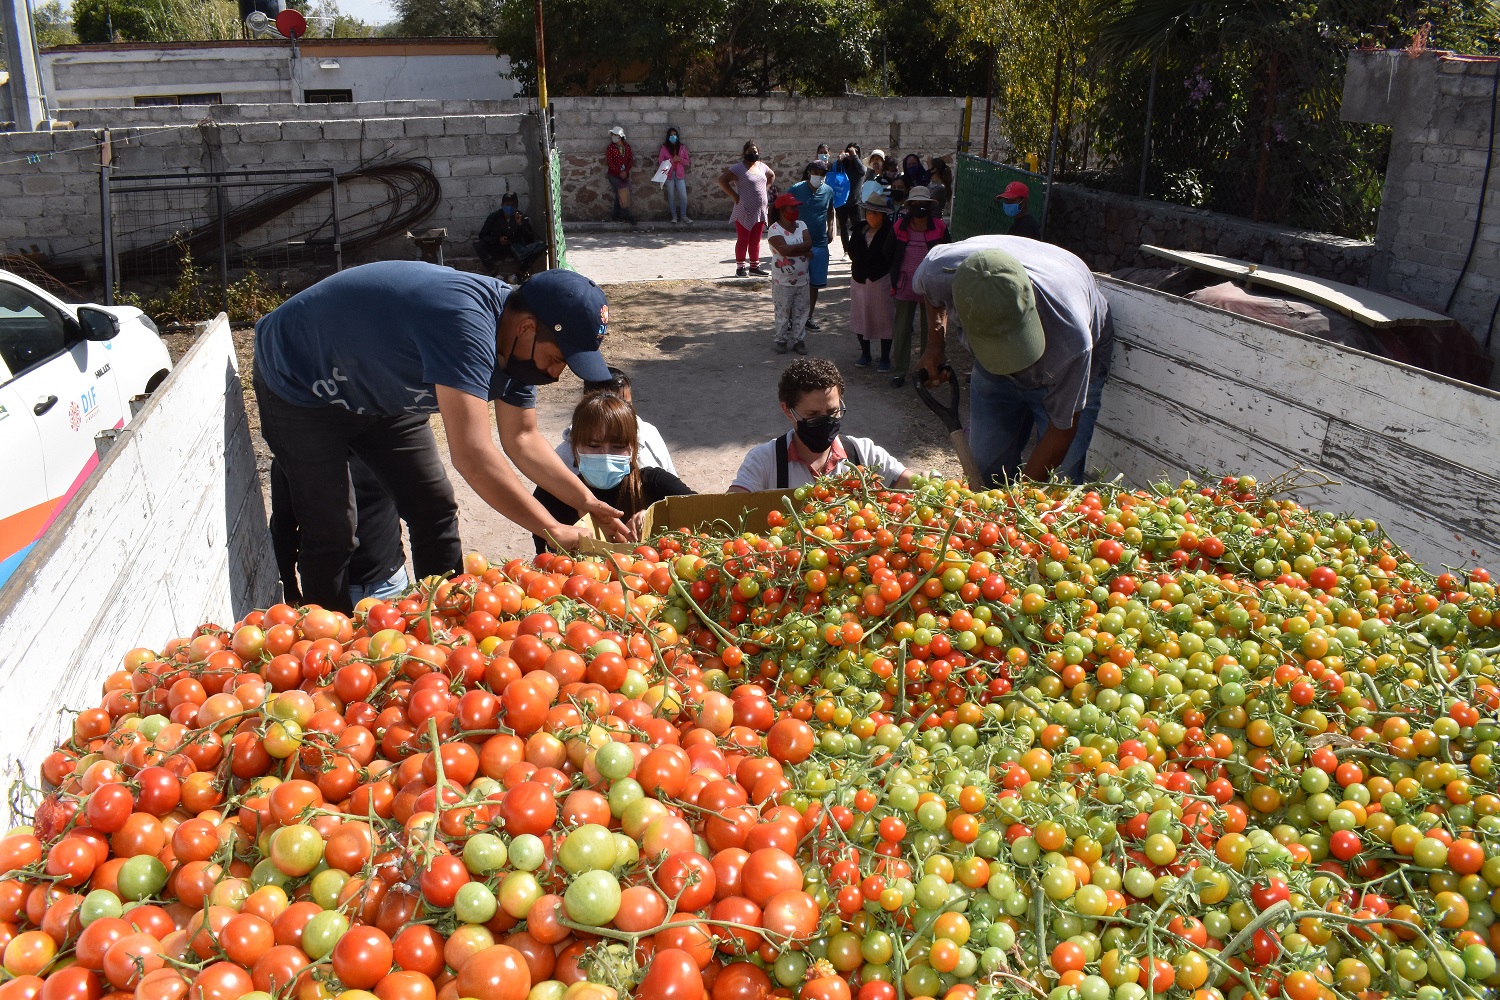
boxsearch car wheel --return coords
[145,370,168,394]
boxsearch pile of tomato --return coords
[1,470,1499,1000]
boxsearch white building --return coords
[41,37,519,110]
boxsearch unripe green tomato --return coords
[454,881,498,924]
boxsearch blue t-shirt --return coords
[255,261,539,416]
[789,181,836,246]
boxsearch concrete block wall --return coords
[0,113,538,273]
[60,99,531,128]
[548,95,967,222]
[1343,50,1500,370]
[1046,184,1376,285]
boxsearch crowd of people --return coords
[251,127,1099,611]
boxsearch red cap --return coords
[774,193,800,208]
[1000,181,1030,200]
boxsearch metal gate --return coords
[100,167,344,310]
[950,154,1051,242]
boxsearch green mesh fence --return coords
[950,153,1049,241]
[549,147,571,271]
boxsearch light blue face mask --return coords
[578,453,632,489]
[1002,201,1023,217]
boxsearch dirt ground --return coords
[168,279,972,569]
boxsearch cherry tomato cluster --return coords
[2,471,1499,1000]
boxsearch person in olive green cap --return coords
[910,235,1113,484]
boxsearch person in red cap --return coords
[996,181,1042,239]
[767,193,813,353]
[254,261,627,612]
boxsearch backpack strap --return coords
[840,435,867,469]
[775,434,790,490]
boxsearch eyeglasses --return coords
[791,404,847,423]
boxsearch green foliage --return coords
[395,0,500,36]
[287,0,379,36]
[72,0,243,42]
[119,244,285,328]
[33,1,78,48]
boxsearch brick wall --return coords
[1344,50,1500,370]
[548,95,967,222]
[1046,184,1376,285]
[0,112,539,278]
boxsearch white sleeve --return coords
[850,436,906,485]
[730,442,775,493]
[635,419,677,475]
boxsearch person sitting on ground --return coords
[534,391,693,551]
[474,192,547,279]
[556,366,677,474]
[767,193,813,354]
[730,358,913,492]
[996,181,1042,239]
[788,160,836,332]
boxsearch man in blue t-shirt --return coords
[788,159,836,334]
[253,261,626,612]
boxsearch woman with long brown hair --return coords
[532,392,693,551]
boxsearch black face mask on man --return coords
[508,335,560,386]
[795,413,842,454]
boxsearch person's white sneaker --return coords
[682,217,693,224]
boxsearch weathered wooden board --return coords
[0,319,279,818]
[1089,278,1500,570]
[1141,245,1453,327]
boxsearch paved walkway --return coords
[564,225,852,286]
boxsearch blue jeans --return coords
[968,362,1109,485]
[349,565,410,606]
[664,177,688,220]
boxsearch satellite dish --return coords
[245,10,280,36]
[274,8,306,38]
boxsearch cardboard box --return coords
[578,489,795,555]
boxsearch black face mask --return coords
[744,151,759,164]
[796,415,842,454]
[908,206,930,218]
[508,340,559,386]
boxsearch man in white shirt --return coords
[556,366,678,474]
[731,358,913,492]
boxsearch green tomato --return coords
[454,881,499,924]
[79,889,122,925]
[300,909,348,959]
[558,824,617,874]
[499,871,542,919]
[594,741,635,781]
[117,856,168,902]
[463,833,509,875]
[269,824,325,878]
[309,869,347,910]
[508,834,546,872]
[563,870,621,926]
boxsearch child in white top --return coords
[766,193,812,353]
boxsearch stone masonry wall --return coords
[1046,183,1376,285]
[0,113,538,278]
[549,95,967,222]
[59,100,530,129]
[1344,50,1500,363]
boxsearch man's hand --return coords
[542,523,591,550]
[918,302,950,383]
[583,497,632,543]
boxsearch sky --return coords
[335,0,395,25]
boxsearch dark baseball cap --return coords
[521,269,612,383]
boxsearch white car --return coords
[0,270,172,584]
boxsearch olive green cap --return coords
[951,249,1046,375]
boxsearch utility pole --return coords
[2,0,47,130]
[535,0,558,269]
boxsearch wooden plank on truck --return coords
[1090,277,1500,569]
[0,318,278,821]
[1140,245,1453,327]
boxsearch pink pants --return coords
[735,221,764,266]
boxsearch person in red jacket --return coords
[605,126,636,225]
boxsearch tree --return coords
[290,0,378,37]
[72,0,241,42]
[394,0,500,36]
[33,1,78,48]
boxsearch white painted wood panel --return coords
[0,319,279,818]
[1090,279,1500,570]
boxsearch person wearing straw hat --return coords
[911,236,1112,484]
[996,181,1042,239]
